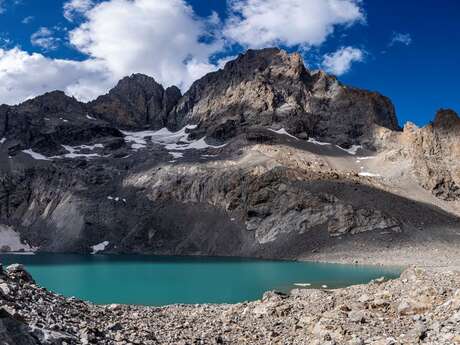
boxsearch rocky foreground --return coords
[1,264,460,345]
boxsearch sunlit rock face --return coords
[172,48,399,147]
[0,48,458,257]
[400,109,460,200]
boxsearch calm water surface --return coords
[0,254,401,306]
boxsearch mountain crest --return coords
[90,74,181,129]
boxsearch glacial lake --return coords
[0,254,401,306]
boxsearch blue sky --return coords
[0,0,459,126]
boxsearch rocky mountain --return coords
[174,48,398,146]
[90,74,182,129]
[0,48,458,258]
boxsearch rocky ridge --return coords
[0,47,458,258]
[1,264,460,344]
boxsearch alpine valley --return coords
[1,47,460,345]
[0,48,459,265]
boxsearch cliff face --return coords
[400,109,460,201]
[172,48,399,147]
[90,74,182,129]
[0,48,458,257]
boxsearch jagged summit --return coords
[17,90,85,115]
[90,73,182,129]
[0,48,402,148]
[433,108,460,129]
[172,47,398,146]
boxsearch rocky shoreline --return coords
[1,263,460,344]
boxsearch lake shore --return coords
[298,234,460,272]
[1,263,460,344]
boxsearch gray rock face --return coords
[401,109,460,200]
[0,91,123,156]
[172,48,399,146]
[0,309,41,345]
[0,47,458,258]
[89,73,181,129]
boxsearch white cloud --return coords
[0,48,112,105]
[22,15,34,24]
[0,0,5,14]
[389,32,412,46]
[0,0,368,106]
[321,46,364,75]
[30,27,60,51]
[68,0,222,91]
[224,0,364,48]
[63,0,94,22]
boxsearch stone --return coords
[0,309,41,345]
[348,310,366,323]
[6,264,34,283]
[0,283,11,295]
[398,299,432,316]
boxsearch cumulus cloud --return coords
[0,48,112,104]
[68,0,222,91]
[63,0,94,22]
[21,15,34,24]
[224,0,364,48]
[322,46,364,75]
[389,32,412,46]
[30,27,60,51]
[0,0,369,105]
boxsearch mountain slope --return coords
[0,48,458,262]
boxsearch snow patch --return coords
[0,137,6,144]
[307,138,331,146]
[0,225,36,252]
[91,241,109,254]
[86,114,96,120]
[22,149,51,161]
[294,283,311,287]
[268,128,299,140]
[108,196,125,203]
[170,152,184,159]
[358,172,381,177]
[357,156,375,160]
[122,125,226,154]
[165,137,226,151]
[337,144,362,155]
[58,144,103,159]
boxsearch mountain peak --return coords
[222,48,310,82]
[172,47,397,146]
[17,90,84,114]
[110,73,164,97]
[433,108,460,129]
[90,73,181,129]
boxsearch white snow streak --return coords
[358,172,381,177]
[91,241,109,254]
[122,125,226,155]
[307,138,331,146]
[268,128,299,140]
[337,144,362,155]
[22,149,51,161]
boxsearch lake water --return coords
[0,254,401,306]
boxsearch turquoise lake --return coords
[0,254,401,306]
